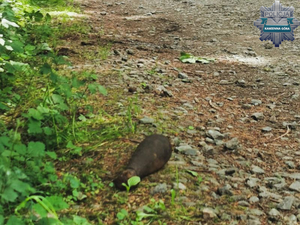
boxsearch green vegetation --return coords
[0,0,110,224]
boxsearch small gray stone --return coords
[175,145,193,153]
[277,196,295,210]
[238,200,250,207]
[249,196,260,203]
[251,99,262,105]
[251,165,265,174]
[139,116,155,124]
[268,208,281,220]
[261,126,272,132]
[246,178,259,188]
[217,184,233,196]
[183,149,198,156]
[150,183,168,195]
[251,113,264,121]
[225,138,239,150]
[178,72,188,79]
[289,181,300,192]
[206,130,225,140]
[202,208,217,219]
[173,182,186,190]
[249,209,264,216]
[285,161,295,169]
[126,48,134,55]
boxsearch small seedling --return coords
[122,176,141,192]
[170,189,176,206]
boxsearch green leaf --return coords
[43,127,53,135]
[34,11,43,22]
[14,144,26,155]
[6,216,24,225]
[186,170,198,177]
[97,84,107,96]
[72,215,91,225]
[2,188,18,202]
[127,176,140,187]
[136,211,156,221]
[88,83,96,94]
[46,151,57,159]
[0,215,4,225]
[27,141,45,157]
[33,203,48,218]
[10,41,24,53]
[46,196,69,211]
[70,177,80,189]
[28,108,43,120]
[117,209,128,220]
[40,63,52,74]
[28,119,43,134]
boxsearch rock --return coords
[183,149,198,156]
[238,200,250,207]
[126,48,134,55]
[206,130,225,140]
[175,145,193,153]
[202,208,217,219]
[249,209,264,216]
[251,165,265,174]
[251,113,264,121]
[268,208,281,221]
[251,99,262,105]
[139,116,155,124]
[289,181,300,192]
[246,177,259,188]
[225,138,239,150]
[249,196,260,203]
[173,182,186,190]
[261,126,272,132]
[216,184,233,196]
[150,183,168,195]
[178,72,188,79]
[277,196,294,210]
[285,161,295,169]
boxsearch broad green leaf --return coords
[6,216,24,225]
[2,188,18,202]
[72,215,91,225]
[10,41,24,53]
[33,203,47,218]
[27,141,45,157]
[43,127,53,136]
[127,176,140,187]
[117,209,128,220]
[28,119,43,134]
[0,215,4,225]
[14,144,26,155]
[69,177,80,189]
[34,11,43,22]
[97,84,107,96]
[40,63,52,74]
[28,108,43,120]
[136,211,156,221]
[88,83,96,94]
[46,196,69,211]
[78,115,87,121]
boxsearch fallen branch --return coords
[272,125,290,141]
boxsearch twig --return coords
[272,125,290,141]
